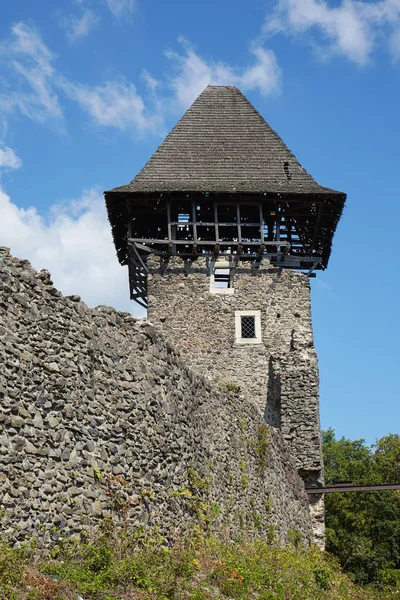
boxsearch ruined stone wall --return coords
[147,255,325,546]
[0,249,313,549]
[147,256,323,476]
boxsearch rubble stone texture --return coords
[147,255,325,546]
[0,248,313,549]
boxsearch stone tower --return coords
[105,85,346,544]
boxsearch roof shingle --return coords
[108,85,343,196]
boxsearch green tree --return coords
[322,429,400,586]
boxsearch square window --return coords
[214,268,231,289]
[241,315,256,338]
[210,261,234,295]
[235,310,262,344]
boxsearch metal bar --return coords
[129,238,291,247]
[306,483,400,494]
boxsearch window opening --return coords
[234,310,262,344]
[210,261,234,294]
[214,268,230,289]
[178,213,190,224]
[241,315,256,338]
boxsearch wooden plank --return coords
[259,205,265,243]
[128,238,291,247]
[175,221,263,227]
[276,206,281,262]
[166,200,172,241]
[214,204,219,242]
[166,199,176,255]
[310,204,323,253]
[191,200,198,243]
[132,243,167,256]
[236,205,242,243]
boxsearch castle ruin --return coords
[105,85,346,543]
[0,86,345,549]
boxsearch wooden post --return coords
[167,199,175,255]
[276,204,281,263]
[192,199,198,245]
[236,204,242,243]
[214,204,219,243]
[259,204,265,243]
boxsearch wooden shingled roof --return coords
[107,85,344,196]
[105,85,346,269]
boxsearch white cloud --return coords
[0,22,63,125]
[141,69,160,92]
[265,0,400,64]
[105,0,135,17]
[60,77,161,132]
[0,146,22,171]
[60,9,100,42]
[166,38,281,108]
[0,185,138,313]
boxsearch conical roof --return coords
[108,85,342,196]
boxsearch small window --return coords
[210,261,234,295]
[214,268,230,289]
[235,310,262,344]
[241,315,256,338]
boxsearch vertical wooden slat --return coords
[259,204,265,243]
[276,204,281,263]
[192,199,198,243]
[166,199,172,241]
[214,204,219,242]
[236,204,242,243]
[167,199,175,255]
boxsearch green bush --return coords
[1,532,398,599]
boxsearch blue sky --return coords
[0,0,399,445]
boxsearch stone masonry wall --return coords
[147,255,325,546]
[0,248,313,549]
[147,255,323,477]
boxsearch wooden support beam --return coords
[131,244,149,273]
[132,242,167,256]
[128,238,291,247]
[169,221,264,227]
[214,204,219,243]
[191,200,198,244]
[236,205,242,243]
[276,206,281,262]
[259,204,265,243]
[310,204,323,253]
[306,261,320,276]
